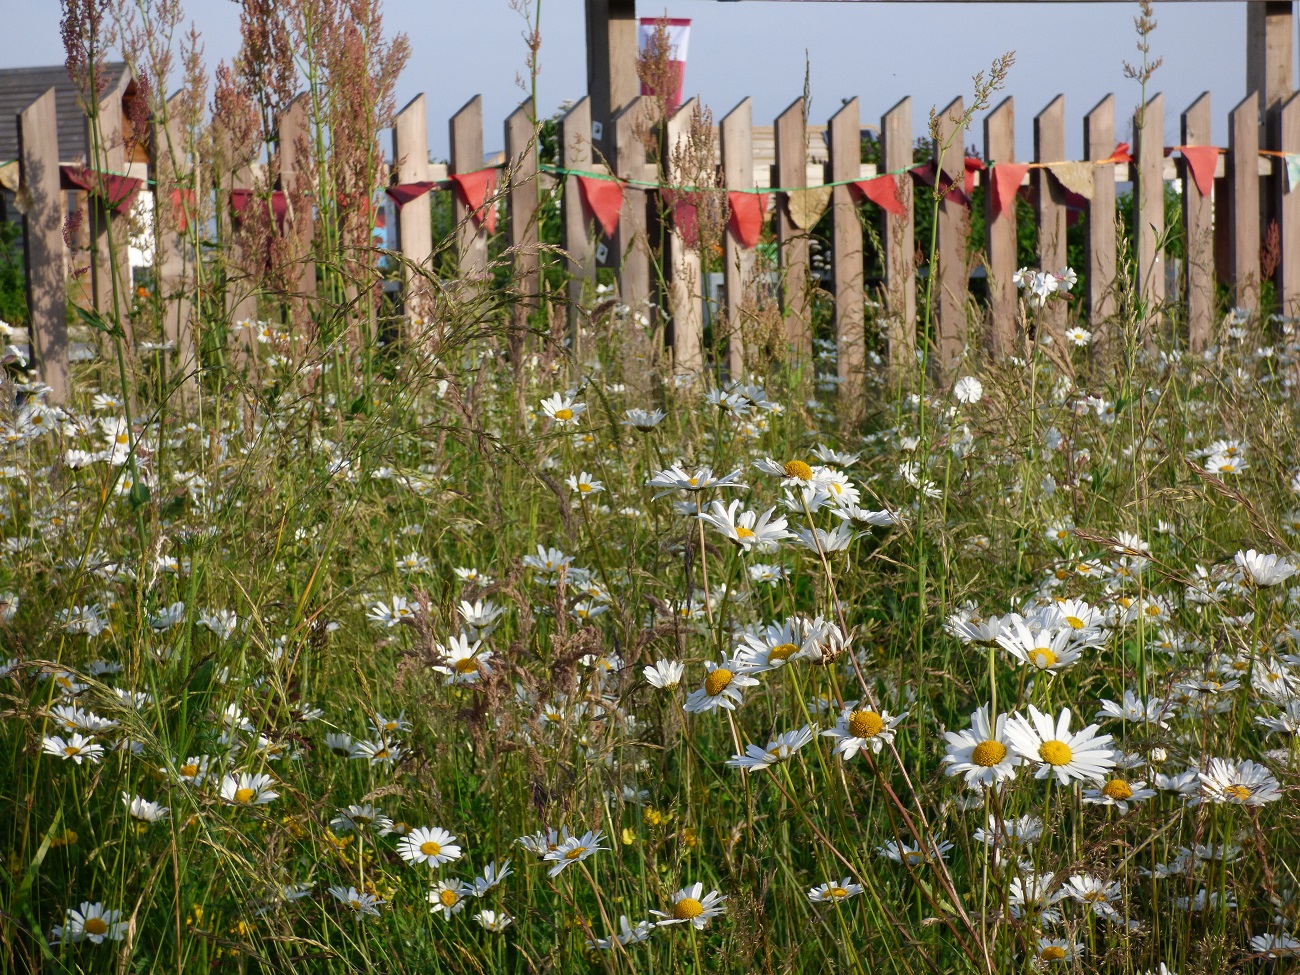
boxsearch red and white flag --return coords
[638,17,691,112]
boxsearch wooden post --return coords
[1180,92,1215,351]
[1280,91,1300,316]
[829,97,864,394]
[504,100,540,322]
[278,92,315,318]
[1133,93,1165,332]
[612,96,655,321]
[393,93,434,326]
[559,96,596,351]
[1034,95,1068,343]
[1083,95,1117,333]
[88,76,133,336]
[881,96,915,370]
[720,97,755,379]
[665,97,704,373]
[18,88,70,402]
[153,91,198,397]
[449,94,488,280]
[934,96,967,372]
[1229,92,1261,312]
[1247,1,1294,253]
[215,121,260,347]
[774,97,810,360]
[585,0,639,164]
[983,96,1016,357]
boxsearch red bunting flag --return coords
[639,18,691,112]
[849,175,905,215]
[963,156,986,198]
[386,181,439,210]
[449,168,499,235]
[1179,145,1219,197]
[990,163,1030,218]
[662,189,703,248]
[1099,142,1132,165]
[726,191,769,248]
[60,165,142,215]
[229,188,288,229]
[577,175,624,237]
[169,188,196,232]
[909,161,969,206]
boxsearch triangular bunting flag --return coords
[990,163,1030,218]
[909,161,969,206]
[727,191,769,249]
[169,188,196,232]
[963,157,986,199]
[449,168,499,235]
[785,186,832,230]
[1286,154,1300,193]
[1046,162,1095,201]
[1098,142,1132,165]
[662,189,701,248]
[577,175,625,237]
[60,165,143,215]
[849,175,906,216]
[1180,145,1219,197]
[386,181,438,210]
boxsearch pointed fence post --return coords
[774,97,811,360]
[279,92,315,323]
[720,97,755,379]
[829,97,864,395]
[665,97,704,374]
[1034,95,1067,343]
[19,88,70,402]
[934,96,967,372]
[450,94,488,281]
[881,96,915,371]
[393,94,434,329]
[153,91,199,398]
[1181,92,1215,352]
[983,96,1016,357]
[215,121,260,350]
[1133,92,1165,334]
[559,96,596,352]
[1229,92,1261,313]
[88,77,134,341]
[504,99,540,340]
[1083,95,1117,338]
[1248,0,1294,261]
[612,96,655,322]
[1280,91,1300,317]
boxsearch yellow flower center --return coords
[1101,779,1133,800]
[734,526,755,539]
[349,898,361,909]
[564,846,587,860]
[84,917,109,936]
[687,477,700,487]
[768,643,799,662]
[1038,740,1073,766]
[578,483,593,493]
[848,710,884,739]
[439,889,458,907]
[1145,605,1162,616]
[705,669,733,696]
[180,763,199,777]
[554,408,573,421]
[1032,648,1058,669]
[234,787,256,803]
[1040,946,1066,961]
[971,740,1007,767]
[828,886,849,899]
[1064,615,1084,629]
[1224,784,1252,801]
[674,897,704,919]
[63,746,80,757]
[454,658,479,674]
[421,841,442,857]
[783,460,814,480]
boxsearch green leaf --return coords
[128,481,151,508]
[73,304,125,339]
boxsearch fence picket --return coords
[829,97,864,393]
[1083,95,1117,338]
[612,96,654,320]
[1281,91,1300,317]
[881,96,915,371]
[934,96,966,371]
[450,94,488,281]
[1229,93,1261,313]
[774,97,811,360]
[393,94,434,328]
[1181,92,1214,351]
[1133,93,1165,334]
[720,97,754,379]
[1034,95,1068,344]
[983,96,1016,356]
[665,97,704,373]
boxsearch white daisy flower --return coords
[1004,706,1116,785]
[650,882,726,929]
[399,826,463,868]
[942,706,1022,787]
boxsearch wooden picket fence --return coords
[10,83,1300,403]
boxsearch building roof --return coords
[0,62,130,164]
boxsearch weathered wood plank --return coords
[983,95,1016,356]
[881,96,915,371]
[1180,92,1214,351]
[1229,92,1261,312]
[1248,0,1293,245]
[665,97,704,373]
[19,88,70,402]
[1280,91,1300,317]
[934,96,967,371]
[559,96,596,352]
[504,100,541,329]
[612,96,655,320]
[1083,94,1117,336]
[449,94,488,281]
[393,93,434,327]
[278,92,315,320]
[1133,92,1165,333]
[88,77,133,341]
[774,97,811,360]
[153,90,198,397]
[829,96,864,393]
[1034,95,1067,343]
[720,96,754,379]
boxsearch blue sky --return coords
[2,2,1273,160]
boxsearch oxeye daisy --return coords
[1198,758,1282,806]
[469,860,513,896]
[399,826,462,868]
[171,754,212,785]
[623,408,666,432]
[220,772,279,806]
[42,733,103,764]
[427,879,472,919]
[646,464,746,498]
[822,706,906,759]
[644,659,685,689]
[50,902,127,945]
[876,838,953,866]
[566,471,604,497]
[328,885,384,916]
[1082,776,1155,814]
[1009,871,1066,924]
[808,878,864,904]
[726,724,816,772]
[683,656,759,713]
[1004,706,1116,785]
[367,595,413,628]
[543,829,606,876]
[432,632,492,685]
[589,915,655,950]
[696,499,791,551]
[1032,937,1083,966]
[540,392,586,425]
[1250,933,1300,958]
[1064,874,1122,917]
[650,882,726,929]
[121,793,170,823]
[735,617,822,672]
[1235,549,1297,587]
[330,803,392,834]
[996,621,1082,672]
[474,909,513,932]
[942,705,1021,787]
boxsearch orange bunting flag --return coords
[726,191,769,248]
[449,168,499,235]
[169,188,196,232]
[963,157,986,198]
[990,163,1029,218]
[1179,145,1219,197]
[849,175,905,215]
[1100,142,1132,165]
[577,176,624,237]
